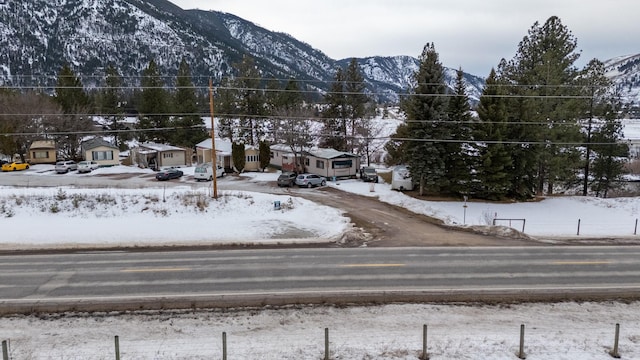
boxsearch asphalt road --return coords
[1,246,639,314]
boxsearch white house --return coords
[195,138,261,172]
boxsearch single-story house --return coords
[80,138,120,167]
[195,138,261,172]
[28,140,57,164]
[131,142,188,170]
[269,143,299,172]
[302,148,360,179]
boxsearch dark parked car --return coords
[295,173,326,188]
[360,166,378,182]
[277,172,297,187]
[155,168,183,181]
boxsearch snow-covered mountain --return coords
[604,53,640,108]
[0,0,485,103]
[0,0,637,106]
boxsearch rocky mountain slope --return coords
[0,0,637,106]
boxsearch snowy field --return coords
[1,162,640,359]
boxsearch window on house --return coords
[92,151,114,161]
[316,160,324,169]
[163,153,174,159]
[305,158,309,166]
[32,151,49,159]
[270,151,274,159]
[332,160,352,169]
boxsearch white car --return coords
[194,164,225,181]
[77,161,100,173]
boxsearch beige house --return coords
[269,143,301,172]
[302,148,360,179]
[269,144,360,179]
[80,138,120,167]
[28,140,57,164]
[131,142,187,170]
[195,138,261,172]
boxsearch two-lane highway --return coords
[2,246,640,314]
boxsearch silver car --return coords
[295,173,326,188]
[77,161,100,173]
[55,160,78,174]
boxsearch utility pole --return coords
[209,78,218,199]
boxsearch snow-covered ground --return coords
[1,166,640,359]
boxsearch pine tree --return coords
[501,16,583,197]
[590,90,629,198]
[321,67,347,151]
[53,64,94,159]
[474,69,513,200]
[384,123,410,166]
[138,60,170,143]
[235,55,264,146]
[403,43,449,196]
[171,58,207,149]
[259,140,270,171]
[231,142,246,172]
[344,58,369,153]
[444,68,473,196]
[102,64,126,148]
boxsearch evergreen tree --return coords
[590,90,629,198]
[231,142,246,172]
[444,68,474,196]
[259,140,270,171]
[501,16,583,197]
[474,69,513,200]
[138,60,170,143]
[53,64,94,159]
[577,59,614,195]
[344,58,369,153]
[235,55,264,146]
[102,64,126,148]
[384,123,410,166]
[403,43,449,195]
[216,76,239,140]
[171,58,207,149]
[321,67,347,151]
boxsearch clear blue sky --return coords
[168,0,640,76]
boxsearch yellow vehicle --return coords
[1,162,30,172]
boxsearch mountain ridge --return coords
[0,0,637,106]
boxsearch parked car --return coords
[77,161,100,173]
[1,162,30,172]
[194,163,224,181]
[360,166,378,183]
[295,173,326,188]
[156,168,183,181]
[277,172,297,187]
[55,160,78,174]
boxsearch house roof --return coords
[196,138,258,154]
[139,142,185,152]
[81,137,118,151]
[305,148,358,159]
[29,140,55,149]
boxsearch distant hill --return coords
[0,0,638,107]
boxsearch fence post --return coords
[114,336,120,360]
[324,327,330,360]
[517,324,526,359]
[421,324,429,360]
[2,340,8,360]
[222,332,227,360]
[634,219,638,235]
[577,219,581,236]
[609,323,621,358]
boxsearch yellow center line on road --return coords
[120,267,191,273]
[340,264,405,268]
[551,261,611,265]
